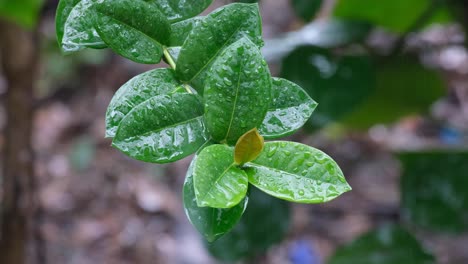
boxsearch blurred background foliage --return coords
[1,0,468,263]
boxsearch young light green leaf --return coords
[234,128,264,165]
[184,155,248,242]
[112,93,209,163]
[176,3,263,92]
[169,17,203,47]
[91,0,171,64]
[148,0,213,23]
[259,78,317,139]
[204,37,271,145]
[245,141,351,203]
[62,0,107,53]
[105,68,182,138]
[193,145,248,208]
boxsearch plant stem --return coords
[163,47,193,94]
[163,47,177,70]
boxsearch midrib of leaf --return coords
[187,22,244,83]
[223,59,244,143]
[198,163,237,203]
[96,11,164,47]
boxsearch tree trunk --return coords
[0,20,38,264]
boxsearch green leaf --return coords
[263,20,371,62]
[204,37,271,145]
[206,186,290,262]
[328,225,435,264]
[91,0,171,64]
[61,0,107,53]
[193,144,248,208]
[245,141,351,203]
[281,46,374,128]
[176,3,263,91]
[399,151,468,233]
[291,0,323,21]
[0,0,43,29]
[259,77,317,139]
[169,17,203,47]
[56,0,81,48]
[105,68,182,138]
[112,93,209,163]
[148,0,213,23]
[333,0,450,33]
[343,56,445,129]
[234,128,264,165]
[183,155,248,242]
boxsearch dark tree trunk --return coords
[0,20,38,264]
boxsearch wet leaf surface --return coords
[176,3,263,91]
[61,0,107,52]
[204,37,271,145]
[183,155,248,242]
[56,0,81,49]
[148,0,213,23]
[169,16,203,47]
[105,68,182,138]
[193,144,248,208]
[112,93,209,163]
[259,77,317,139]
[91,0,171,64]
[245,141,351,203]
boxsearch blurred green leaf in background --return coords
[328,225,435,264]
[0,0,43,29]
[400,151,468,233]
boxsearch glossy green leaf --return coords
[328,225,435,264]
[245,141,351,203]
[176,3,263,91]
[206,186,290,262]
[0,0,43,29]
[184,155,248,242]
[204,37,271,145]
[281,46,374,128]
[112,93,209,163]
[91,0,171,64]
[61,0,107,53]
[148,0,212,23]
[259,77,317,139]
[169,17,203,47]
[105,68,182,138]
[234,128,264,165]
[292,0,323,21]
[193,144,248,208]
[400,151,468,233]
[56,0,81,48]
[343,56,445,129]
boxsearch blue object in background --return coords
[288,239,321,264]
[439,126,462,145]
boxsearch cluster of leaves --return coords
[56,0,351,242]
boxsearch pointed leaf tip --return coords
[234,128,264,165]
